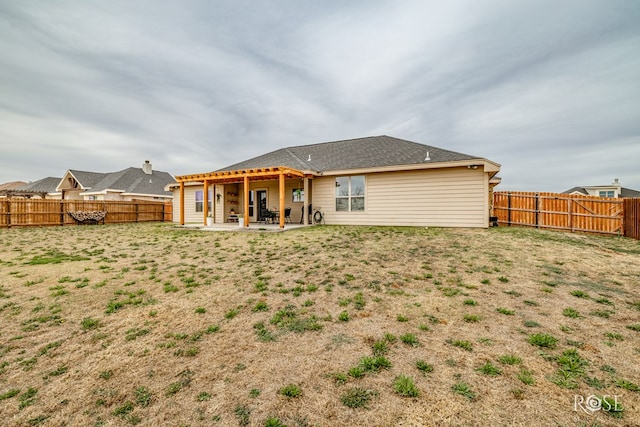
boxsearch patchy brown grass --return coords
[0,223,639,426]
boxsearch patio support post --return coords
[179,181,185,225]
[243,175,249,227]
[279,172,285,228]
[303,177,309,225]
[203,180,209,225]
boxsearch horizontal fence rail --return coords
[0,199,172,228]
[493,192,626,236]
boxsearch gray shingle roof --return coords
[218,135,480,173]
[621,187,640,198]
[18,177,62,193]
[68,171,107,189]
[562,187,588,195]
[70,168,175,197]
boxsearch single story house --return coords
[563,179,640,199]
[57,161,175,201]
[169,135,501,228]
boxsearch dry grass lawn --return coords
[0,223,639,427]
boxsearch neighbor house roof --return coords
[0,181,27,191]
[62,167,175,197]
[19,177,63,193]
[621,187,640,198]
[67,171,107,189]
[563,187,589,195]
[219,135,487,174]
[0,177,61,198]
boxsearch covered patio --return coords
[174,166,313,229]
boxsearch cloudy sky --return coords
[1,0,639,191]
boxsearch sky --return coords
[1,0,639,192]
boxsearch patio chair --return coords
[284,207,291,223]
[260,208,276,224]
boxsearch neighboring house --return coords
[57,161,175,201]
[169,135,501,228]
[563,179,640,199]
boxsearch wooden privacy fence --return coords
[624,198,640,240]
[493,192,626,236]
[0,199,172,228]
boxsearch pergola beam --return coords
[175,166,306,184]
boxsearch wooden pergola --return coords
[174,166,308,228]
[0,190,49,199]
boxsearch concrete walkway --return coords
[177,222,310,232]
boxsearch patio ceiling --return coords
[175,166,307,184]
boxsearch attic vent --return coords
[424,151,430,161]
[307,155,311,162]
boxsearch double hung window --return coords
[195,190,213,212]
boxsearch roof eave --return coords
[80,189,125,196]
[319,159,501,176]
[121,192,173,198]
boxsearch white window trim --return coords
[335,175,366,212]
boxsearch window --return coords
[292,188,304,202]
[195,189,214,212]
[598,190,615,198]
[335,175,365,212]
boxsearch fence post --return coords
[60,201,64,226]
[162,202,165,222]
[535,193,539,228]
[7,198,11,228]
[568,198,572,232]
[507,192,511,226]
[135,202,139,223]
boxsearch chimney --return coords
[613,178,620,186]
[142,160,152,175]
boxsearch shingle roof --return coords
[621,187,640,198]
[77,167,175,197]
[19,177,62,193]
[562,187,588,195]
[0,181,27,191]
[68,171,107,189]
[219,135,479,172]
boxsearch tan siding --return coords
[313,167,488,227]
[172,186,201,223]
